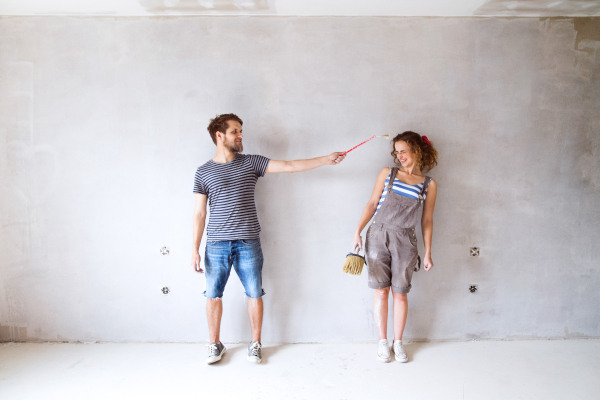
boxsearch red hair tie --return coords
[422,136,431,145]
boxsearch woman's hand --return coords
[423,254,434,271]
[352,231,363,253]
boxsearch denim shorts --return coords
[204,238,265,299]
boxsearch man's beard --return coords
[223,137,243,153]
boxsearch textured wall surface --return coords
[0,16,599,343]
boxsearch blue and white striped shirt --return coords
[193,153,270,241]
[375,170,428,213]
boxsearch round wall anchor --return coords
[160,247,170,255]
[469,284,478,293]
[162,287,169,294]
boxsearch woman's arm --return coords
[421,179,437,271]
[352,168,390,251]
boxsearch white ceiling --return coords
[0,0,599,16]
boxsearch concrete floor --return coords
[0,340,599,400]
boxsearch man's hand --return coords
[327,152,346,165]
[192,251,204,273]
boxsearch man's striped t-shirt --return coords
[193,153,270,241]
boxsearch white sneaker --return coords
[377,339,391,363]
[393,340,408,363]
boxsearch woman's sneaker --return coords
[247,341,262,363]
[393,340,408,363]
[377,339,391,363]
[206,342,226,364]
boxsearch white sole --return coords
[206,347,226,364]
[377,355,391,363]
[247,356,262,364]
[395,356,408,363]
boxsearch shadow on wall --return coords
[139,0,271,14]
[0,325,28,342]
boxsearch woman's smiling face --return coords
[394,140,414,167]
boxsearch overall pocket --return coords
[408,231,418,247]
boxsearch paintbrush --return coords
[342,134,390,155]
[342,246,366,275]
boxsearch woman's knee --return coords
[393,292,408,302]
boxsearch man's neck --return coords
[213,145,238,164]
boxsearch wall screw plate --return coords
[160,247,170,255]
[469,284,478,293]
[162,287,169,294]
[470,247,480,256]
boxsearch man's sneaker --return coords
[393,340,408,363]
[377,339,391,363]
[247,341,262,364]
[206,342,226,364]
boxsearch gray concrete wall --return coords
[1,16,599,343]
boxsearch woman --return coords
[352,131,438,363]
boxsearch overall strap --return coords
[418,176,432,203]
[387,167,399,194]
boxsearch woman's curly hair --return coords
[391,131,438,173]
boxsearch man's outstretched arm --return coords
[265,152,345,173]
[191,193,208,273]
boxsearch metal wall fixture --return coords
[470,247,480,256]
[469,284,478,293]
[160,246,170,255]
[162,287,170,294]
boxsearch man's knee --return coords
[245,288,266,299]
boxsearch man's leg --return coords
[247,297,263,342]
[232,238,265,338]
[233,238,265,363]
[204,241,232,350]
[207,298,223,343]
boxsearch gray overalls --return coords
[365,167,431,294]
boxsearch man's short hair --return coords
[207,113,243,145]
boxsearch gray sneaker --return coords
[206,342,226,364]
[247,341,262,363]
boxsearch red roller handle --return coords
[342,135,377,156]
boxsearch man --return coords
[192,113,345,364]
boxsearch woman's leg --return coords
[373,287,390,340]
[392,292,408,341]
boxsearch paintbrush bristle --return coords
[342,254,365,275]
[380,134,390,139]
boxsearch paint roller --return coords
[342,134,390,155]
